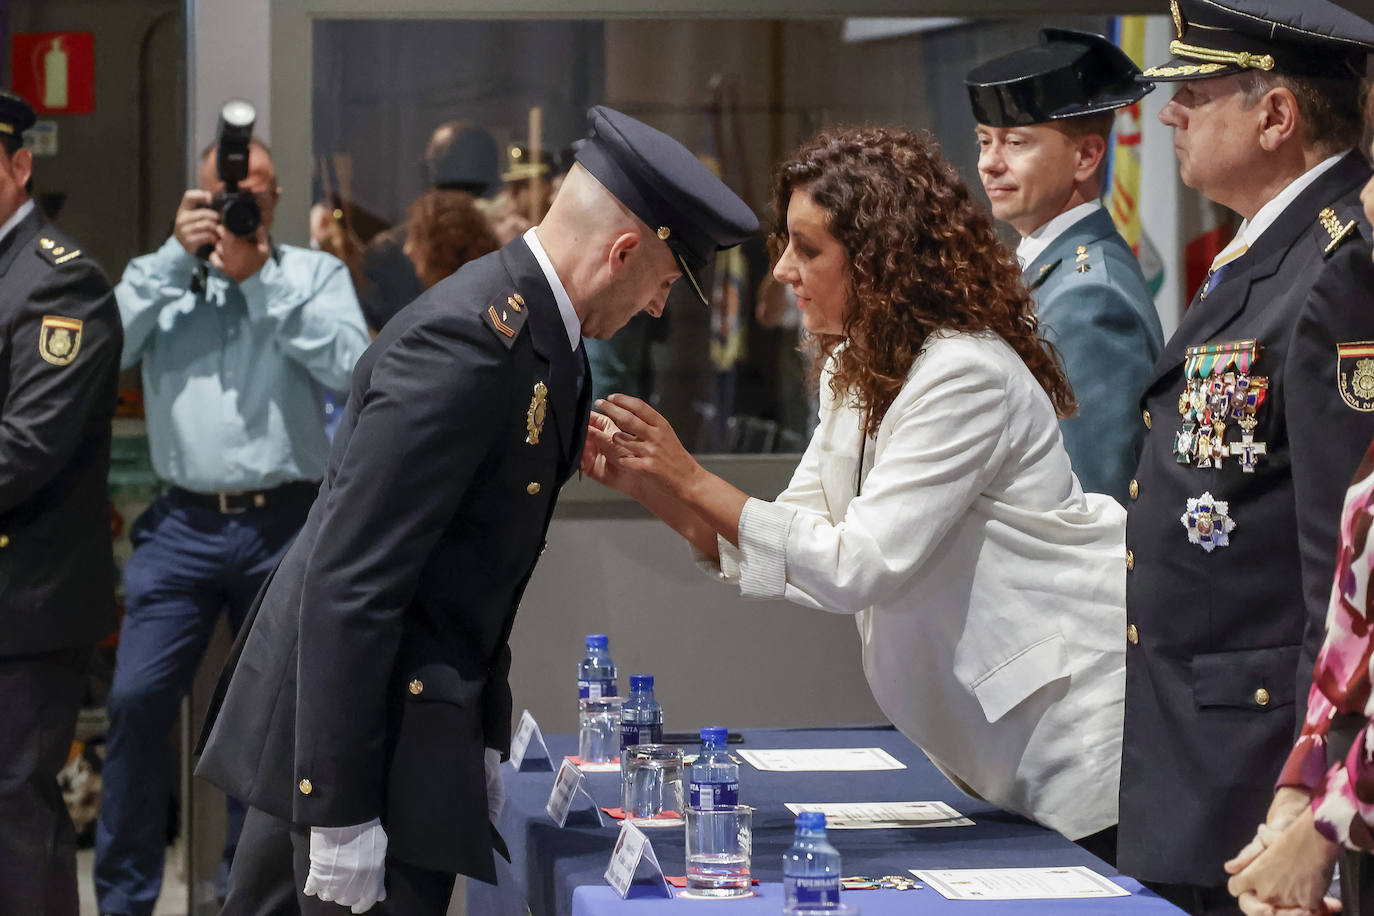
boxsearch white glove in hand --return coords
[303,817,388,914]
[486,747,506,822]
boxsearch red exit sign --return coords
[12,32,95,115]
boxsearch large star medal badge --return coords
[1180,491,1236,553]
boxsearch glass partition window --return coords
[311,16,1113,453]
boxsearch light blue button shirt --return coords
[116,237,370,492]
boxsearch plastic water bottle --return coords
[619,674,663,751]
[577,634,618,700]
[783,812,842,909]
[689,726,739,809]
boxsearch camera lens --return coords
[222,193,261,238]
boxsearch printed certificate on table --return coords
[737,747,906,772]
[784,801,973,829]
[912,866,1129,900]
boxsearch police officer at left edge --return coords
[0,89,123,916]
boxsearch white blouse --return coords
[716,330,1127,841]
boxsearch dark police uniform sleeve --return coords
[1287,208,1374,668]
[0,238,120,513]
[291,310,514,828]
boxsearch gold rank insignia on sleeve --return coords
[38,315,83,366]
[1319,207,1358,256]
[482,290,529,348]
[1337,342,1374,412]
[36,237,82,266]
[526,381,548,444]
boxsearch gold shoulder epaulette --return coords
[1318,206,1359,258]
[35,236,82,267]
[482,290,529,348]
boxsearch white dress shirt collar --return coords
[522,226,581,351]
[1016,201,1102,269]
[0,199,36,247]
[1226,153,1347,258]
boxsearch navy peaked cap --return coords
[574,105,758,302]
[0,90,36,140]
[966,29,1151,127]
[1141,0,1374,81]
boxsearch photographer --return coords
[93,108,368,916]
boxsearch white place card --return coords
[912,866,1129,900]
[508,709,553,772]
[785,801,973,829]
[738,747,906,772]
[604,821,670,899]
[547,758,605,828]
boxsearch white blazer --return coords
[718,330,1126,840]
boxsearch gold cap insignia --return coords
[38,315,82,366]
[1171,0,1184,39]
[657,226,671,240]
[526,381,548,445]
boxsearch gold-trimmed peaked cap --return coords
[572,105,758,304]
[0,89,36,139]
[1140,0,1374,82]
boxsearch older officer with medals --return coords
[1117,1,1374,913]
[197,106,757,916]
[967,30,1165,504]
[0,90,123,916]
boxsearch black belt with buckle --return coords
[165,481,320,515]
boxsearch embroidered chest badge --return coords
[38,315,83,366]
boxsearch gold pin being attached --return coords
[526,381,548,445]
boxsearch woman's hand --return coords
[593,395,705,500]
[1226,788,1314,877]
[1227,805,1340,916]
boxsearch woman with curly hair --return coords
[584,126,1127,849]
[402,188,500,290]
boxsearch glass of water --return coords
[685,805,753,896]
[578,697,623,763]
[621,744,684,820]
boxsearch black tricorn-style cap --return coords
[1141,0,1374,82]
[0,90,36,141]
[966,29,1152,128]
[573,105,758,304]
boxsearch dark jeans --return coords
[94,493,309,916]
[223,807,456,916]
[0,646,90,916]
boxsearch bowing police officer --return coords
[1118,2,1374,912]
[968,30,1165,504]
[198,106,757,915]
[0,90,123,916]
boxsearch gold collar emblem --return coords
[526,382,548,445]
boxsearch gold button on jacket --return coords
[1126,548,1135,571]
[526,482,541,495]
[408,679,423,696]
[1254,688,1271,707]
[0,534,10,548]
[1143,409,1152,429]
[298,778,313,795]
[1129,479,1139,500]
[1127,624,1139,645]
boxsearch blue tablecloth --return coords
[469,726,1182,916]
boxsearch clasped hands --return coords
[582,395,700,498]
[174,189,270,283]
[1223,787,1341,916]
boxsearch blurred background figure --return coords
[361,121,500,333]
[401,188,500,290]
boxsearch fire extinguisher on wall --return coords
[38,36,69,110]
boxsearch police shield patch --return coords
[38,315,82,366]
[1338,342,1374,412]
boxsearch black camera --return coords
[209,99,260,238]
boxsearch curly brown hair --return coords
[406,189,501,289]
[770,126,1075,436]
